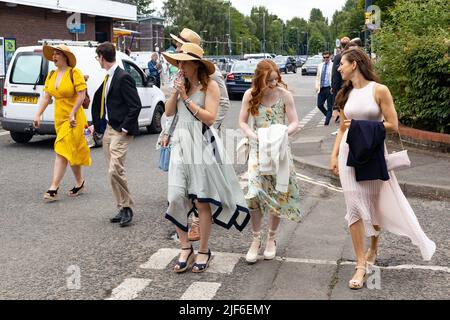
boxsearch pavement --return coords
[290,122,450,200]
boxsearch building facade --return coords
[0,0,137,47]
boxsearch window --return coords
[122,61,144,87]
[10,53,44,85]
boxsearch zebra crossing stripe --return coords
[105,278,152,300]
[140,248,179,270]
[180,282,222,300]
[206,252,242,274]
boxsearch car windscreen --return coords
[273,57,286,63]
[10,53,44,85]
[232,63,257,73]
[304,58,322,66]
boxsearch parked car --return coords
[295,56,307,67]
[273,56,297,74]
[301,56,323,75]
[225,60,259,100]
[243,53,272,60]
[1,42,166,143]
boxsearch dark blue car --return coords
[225,60,259,100]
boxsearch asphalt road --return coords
[0,73,448,300]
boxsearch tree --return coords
[309,8,326,24]
[115,0,154,15]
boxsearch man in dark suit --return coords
[92,42,142,227]
[331,36,350,124]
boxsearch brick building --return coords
[116,15,165,52]
[0,0,137,47]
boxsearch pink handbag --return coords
[385,132,411,171]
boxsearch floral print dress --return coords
[246,97,302,222]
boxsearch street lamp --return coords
[302,31,309,56]
[254,11,266,55]
[291,27,300,56]
[200,30,207,41]
[226,0,232,60]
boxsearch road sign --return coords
[335,39,340,48]
[69,24,86,34]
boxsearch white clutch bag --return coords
[385,149,411,171]
[385,131,411,171]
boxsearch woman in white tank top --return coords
[329,48,435,290]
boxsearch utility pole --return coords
[227,0,232,60]
[263,13,266,56]
[365,0,372,54]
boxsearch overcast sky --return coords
[151,0,348,22]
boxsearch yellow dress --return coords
[44,67,91,166]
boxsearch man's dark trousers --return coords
[317,86,334,125]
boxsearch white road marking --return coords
[180,282,222,300]
[341,261,450,273]
[299,109,320,129]
[278,256,337,265]
[105,278,152,300]
[0,131,9,136]
[207,252,242,274]
[140,248,180,270]
[296,173,343,192]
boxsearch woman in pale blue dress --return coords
[162,43,250,273]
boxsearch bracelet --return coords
[184,97,192,105]
[193,106,200,116]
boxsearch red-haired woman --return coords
[239,59,302,264]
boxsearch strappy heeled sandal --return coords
[192,249,212,273]
[67,180,85,197]
[348,264,368,290]
[173,245,194,273]
[366,248,378,266]
[44,188,59,202]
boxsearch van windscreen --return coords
[10,53,44,85]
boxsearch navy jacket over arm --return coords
[346,120,389,182]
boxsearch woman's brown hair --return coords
[184,61,210,93]
[335,47,380,110]
[249,59,287,116]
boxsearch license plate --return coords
[307,69,315,72]
[12,96,38,104]
[243,76,252,83]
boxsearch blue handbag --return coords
[158,146,171,172]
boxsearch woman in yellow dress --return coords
[33,44,91,201]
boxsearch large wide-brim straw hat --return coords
[162,42,215,75]
[170,28,201,46]
[43,44,76,68]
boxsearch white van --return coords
[1,43,166,143]
[243,53,273,60]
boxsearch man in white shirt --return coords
[315,51,334,125]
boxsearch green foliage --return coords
[116,0,154,15]
[375,0,450,133]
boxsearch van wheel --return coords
[10,131,33,143]
[147,103,164,134]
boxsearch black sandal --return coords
[173,245,194,273]
[192,249,212,273]
[44,188,59,201]
[68,180,85,197]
